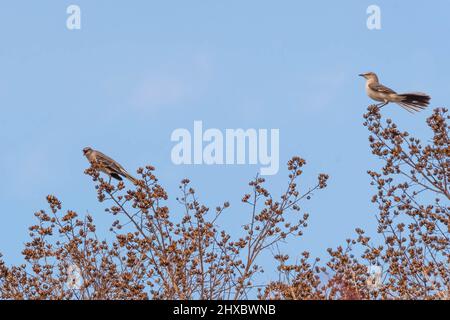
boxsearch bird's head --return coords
[359,72,379,81]
[83,147,93,156]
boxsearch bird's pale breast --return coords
[366,83,385,102]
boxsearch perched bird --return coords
[83,147,138,184]
[359,72,430,113]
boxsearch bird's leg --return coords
[108,176,112,185]
[376,102,389,110]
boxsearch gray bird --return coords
[359,72,430,113]
[83,147,138,184]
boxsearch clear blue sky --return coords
[1,1,450,282]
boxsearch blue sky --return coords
[1,1,450,282]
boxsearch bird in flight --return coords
[359,72,430,113]
[83,147,138,184]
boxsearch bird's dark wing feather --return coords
[110,173,123,181]
[369,83,397,94]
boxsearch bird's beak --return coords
[358,73,364,77]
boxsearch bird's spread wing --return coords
[368,83,397,95]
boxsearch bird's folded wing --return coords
[368,83,397,94]
[96,152,126,174]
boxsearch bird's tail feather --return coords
[396,102,421,113]
[396,92,430,113]
[123,172,139,185]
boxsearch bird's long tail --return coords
[121,170,139,185]
[396,92,430,113]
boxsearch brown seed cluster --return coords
[260,107,449,300]
[0,107,448,300]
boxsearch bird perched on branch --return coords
[359,72,430,113]
[83,147,138,184]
